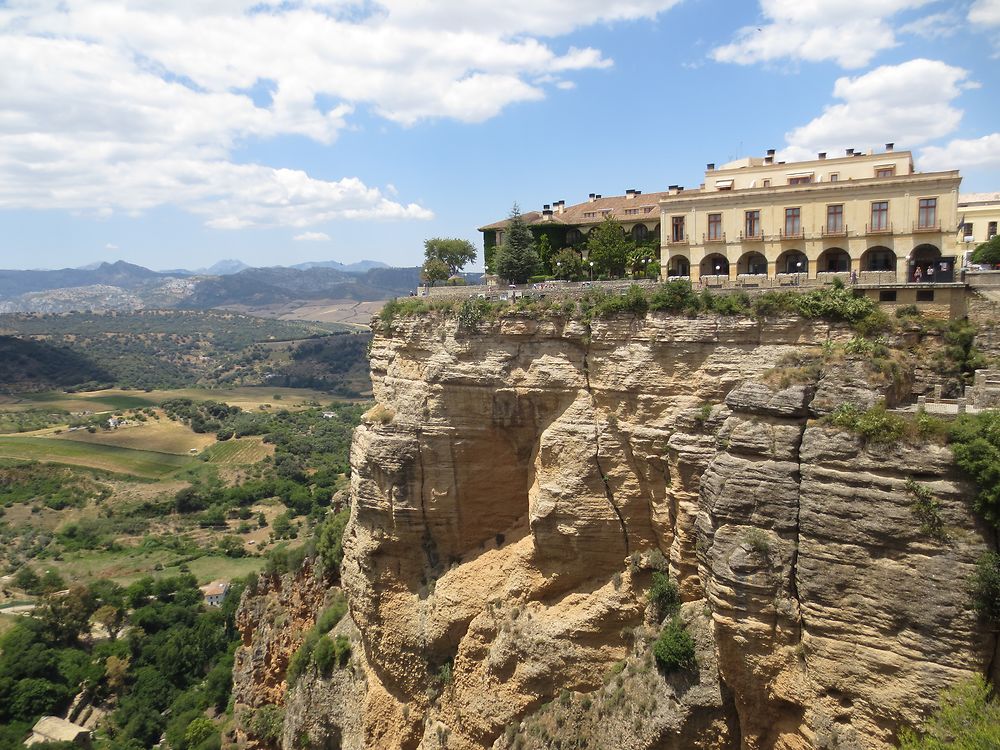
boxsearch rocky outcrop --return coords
[234,310,998,750]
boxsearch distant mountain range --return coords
[0,259,431,314]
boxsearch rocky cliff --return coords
[235,310,997,750]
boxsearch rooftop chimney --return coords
[543,204,550,210]
[625,189,636,199]
[595,194,602,199]
[554,200,565,214]
[818,152,827,160]
[846,148,854,156]
[766,148,776,157]
[885,142,894,152]
[588,193,596,202]
[764,156,774,164]
[706,163,715,171]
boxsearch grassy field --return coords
[41,547,267,587]
[54,419,217,455]
[0,436,193,478]
[0,385,334,414]
[202,437,273,465]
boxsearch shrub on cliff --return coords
[648,571,680,622]
[948,411,1000,528]
[826,402,905,446]
[653,617,697,673]
[317,508,350,576]
[313,634,351,675]
[898,675,1000,749]
[969,552,1000,623]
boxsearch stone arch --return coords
[776,249,808,275]
[631,224,649,243]
[817,247,850,273]
[737,251,768,276]
[700,252,729,277]
[861,246,895,271]
[910,244,942,282]
[566,228,583,246]
[667,255,690,277]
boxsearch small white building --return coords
[199,580,230,607]
[321,411,336,419]
[26,716,92,746]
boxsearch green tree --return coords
[423,237,477,276]
[949,411,1000,527]
[317,509,350,576]
[184,717,217,748]
[420,257,450,287]
[587,215,631,277]
[13,566,40,594]
[971,235,1000,267]
[898,676,1000,748]
[493,203,539,284]
[551,248,583,280]
[653,617,697,673]
[969,552,1000,623]
[536,234,553,274]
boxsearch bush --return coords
[743,528,771,558]
[653,617,697,673]
[316,593,348,633]
[968,552,1000,623]
[317,509,350,576]
[648,571,680,621]
[249,705,284,743]
[312,635,336,675]
[949,411,1000,527]
[898,676,1000,749]
[905,478,947,541]
[826,402,905,446]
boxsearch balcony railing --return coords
[703,232,726,244]
[821,224,848,238]
[913,221,941,233]
[779,228,804,240]
[740,230,764,241]
[668,234,688,244]
[866,222,893,235]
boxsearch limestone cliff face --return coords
[236,310,997,750]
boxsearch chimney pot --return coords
[885,142,894,152]
[846,148,854,156]
[818,152,826,159]
[596,194,602,199]
[766,149,776,157]
[707,163,715,171]
[543,204,550,210]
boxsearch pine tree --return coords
[494,203,539,284]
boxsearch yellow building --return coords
[659,146,962,284]
[957,192,1000,261]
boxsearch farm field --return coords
[55,417,218,455]
[0,385,334,414]
[0,435,193,478]
[202,436,274,465]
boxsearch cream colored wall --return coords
[659,172,960,281]
[704,152,915,192]
[957,203,1000,244]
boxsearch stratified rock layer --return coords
[236,311,998,750]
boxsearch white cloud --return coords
[899,11,961,38]
[712,0,935,69]
[919,133,1000,171]
[0,1,681,229]
[781,59,971,160]
[293,231,332,241]
[105,243,119,251]
[969,0,1000,26]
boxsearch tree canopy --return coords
[493,203,540,284]
[423,237,477,276]
[971,235,1000,267]
[420,257,450,286]
[551,248,584,281]
[587,216,631,277]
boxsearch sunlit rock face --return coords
[236,310,997,750]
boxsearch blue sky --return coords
[1,0,999,271]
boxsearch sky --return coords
[1,0,999,271]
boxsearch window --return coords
[762,179,771,188]
[829,173,839,182]
[583,211,597,218]
[990,221,998,238]
[632,224,648,242]
[671,216,685,242]
[566,229,582,245]
[870,201,889,231]
[960,223,973,238]
[789,175,813,185]
[918,198,937,229]
[826,204,844,233]
[916,290,935,302]
[879,290,897,302]
[875,166,896,178]
[707,213,722,241]
[784,207,801,236]
[496,231,503,245]
[745,210,761,238]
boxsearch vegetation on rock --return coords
[897,676,1000,749]
[652,617,697,673]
